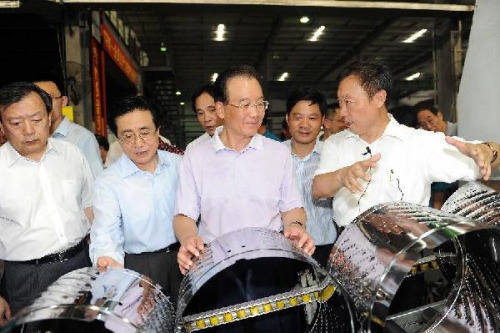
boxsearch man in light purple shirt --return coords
[174,65,315,275]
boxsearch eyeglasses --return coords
[51,95,63,100]
[227,100,269,112]
[118,129,156,145]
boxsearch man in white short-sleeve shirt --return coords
[0,82,93,317]
[313,62,500,227]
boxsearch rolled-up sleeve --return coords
[279,150,303,213]
[89,177,125,265]
[174,151,201,221]
[314,137,340,176]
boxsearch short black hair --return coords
[94,133,109,151]
[191,84,214,113]
[325,102,340,118]
[108,95,160,136]
[213,65,262,103]
[0,82,52,121]
[338,62,393,101]
[32,75,66,96]
[413,99,439,115]
[286,88,327,116]
[389,105,417,128]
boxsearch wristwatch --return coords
[482,142,498,163]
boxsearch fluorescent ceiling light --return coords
[402,29,427,43]
[215,24,225,41]
[278,72,289,81]
[175,90,181,96]
[300,16,309,24]
[211,73,219,82]
[405,72,421,81]
[309,26,325,42]
[180,102,185,106]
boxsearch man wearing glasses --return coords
[313,61,500,228]
[174,64,314,331]
[89,96,183,303]
[0,82,93,317]
[174,65,314,272]
[34,78,103,177]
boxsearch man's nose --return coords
[23,120,35,135]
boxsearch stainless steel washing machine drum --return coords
[327,182,500,333]
[0,267,175,333]
[175,227,356,333]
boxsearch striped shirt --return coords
[283,140,337,245]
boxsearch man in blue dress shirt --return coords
[89,96,182,303]
[283,88,337,267]
[34,78,103,177]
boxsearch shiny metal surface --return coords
[327,200,496,332]
[0,267,175,333]
[436,181,500,333]
[175,227,355,333]
[442,181,500,225]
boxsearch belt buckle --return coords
[58,251,66,263]
[164,246,171,254]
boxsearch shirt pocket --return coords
[61,180,81,208]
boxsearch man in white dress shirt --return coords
[186,84,223,150]
[0,82,93,316]
[313,62,500,227]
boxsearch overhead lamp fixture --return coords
[309,26,325,42]
[180,102,185,106]
[175,90,181,96]
[278,72,289,81]
[211,73,219,82]
[300,16,310,24]
[405,72,421,81]
[160,42,167,52]
[402,29,427,43]
[215,24,226,41]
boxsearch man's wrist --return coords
[482,142,498,163]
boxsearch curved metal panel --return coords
[0,267,175,333]
[175,227,354,333]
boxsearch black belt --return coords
[10,239,86,266]
[151,241,180,254]
[133,242,180,255]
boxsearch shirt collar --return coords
[52,116,70,138]
[284,139,323,159]
[345,114,406,142]
[211,125,263,152]
[119,150,170,178]
[3,138,58,167]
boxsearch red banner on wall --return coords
[100,23,138,85]
[90,37,105,136]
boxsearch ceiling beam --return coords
[254,16,282,78]
[54,1,474,12]
[392,50,433,76]
[315,18,397,81]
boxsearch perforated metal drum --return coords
[328,182,500,332]
[175,227,356,333]
[0,267,175,333]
